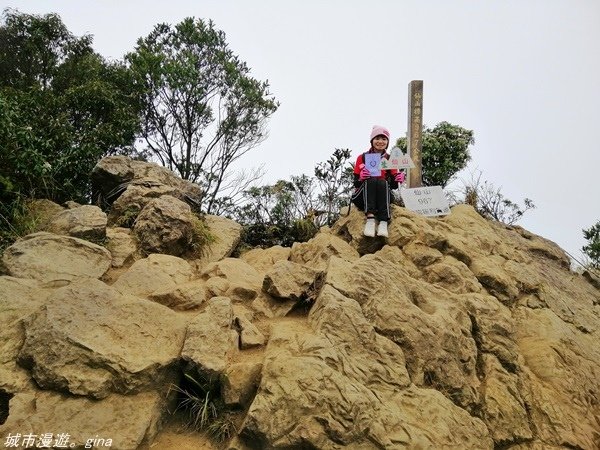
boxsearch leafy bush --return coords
[582,221,600,270]
[396,122,474,188]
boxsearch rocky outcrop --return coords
[133,195,195,256]
[17,279,187,399]
[112,253,194,298]
[181,297,239,377]
[91,156,202,226]
[193,215,243,269]
[241,287,492,448]
[3,390,165,450]
[1,200,599,450]
[2,232,111,283]
[46,205,107,242]
[91,156,202,210]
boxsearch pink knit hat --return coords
[370,125,390,141]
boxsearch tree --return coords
[126,17,279,213]
[582,221,600,269]
[0,9,140,204]
[314,148,354,226]
[0,9,92,90]
[396,121,474,187]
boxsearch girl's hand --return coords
[359,166,371,181]
[395,172,405,183]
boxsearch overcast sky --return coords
[5,0,600,262]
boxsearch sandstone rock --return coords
[2,232,111,283]
[91,156,201,211]
[193,215,242,269]
[222,361,262,408]
[205,276,230,298]
[112,254,194,298]
[240,286,492,448]
[234,314,265,349]
[47,205,107,242]
[23,199,65,231]
[63,200,82,209]
[514,307,600,449]
[0,390,164,450]
[324,246,481,409]
[423,256,483,294]
[239,245,290,275]
[0,277,50,392]
[107,179,182,226]
[470,255,520,304]
[106,227,140,268]
[479,354,533,444]
[18,279,186,398]
[181,297,238,377]
[289,231,359,271]
[250,293,296,318]
[200,258,262,302]
[133,195,194,256]
[262,260,317,301]
[148,279,207,311]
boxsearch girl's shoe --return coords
[363,218,376,237]
[377,221,388,237]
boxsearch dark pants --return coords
[351,178,391,222]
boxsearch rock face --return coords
[1,201,599,450]
[2,232,111,283]
[46,205,107,242]
[18,279,187,399]
[133,195,195,256]
[91,155,202,215]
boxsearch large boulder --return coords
[132,195,195,256]
[181,297,239,377]
[46,205,107,242]
[112,254,194,298]
[239,245,290,276]
[199,258,262,302]
[17,279,187,398]
[262,260,317,301]
[91,156,202,212]
[289,231,360,271]
[0,390,164,450]
[193,214,243,270]
[105,227,140,268]
[0,277,50,392]
[2,232,111,283]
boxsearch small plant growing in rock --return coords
[170,372,236,442]
[114,207,139,228]
[189,214,216,257]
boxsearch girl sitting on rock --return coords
[351,125,405,238]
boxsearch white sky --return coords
[5,0,600,262]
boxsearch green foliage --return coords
[234,180,318,248]
[0,196,41,257]
[170,372,236,443]
[231,148,353,248]
[314,148,354,226]
[0,9,140,205]
[126,17,278,213]
[582,221,600,269]
[396,121,474,187]
[189,214,217,257]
